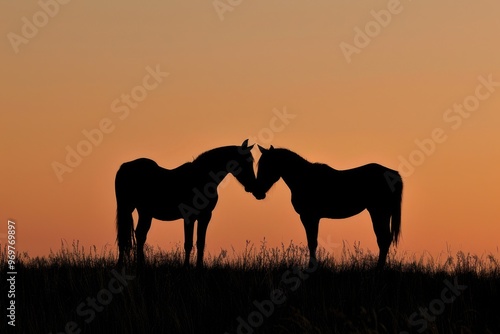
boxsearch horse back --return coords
[116,158,197,204]
[323,163,397,196]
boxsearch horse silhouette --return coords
[115,140,255,267]
[252,145,403,269]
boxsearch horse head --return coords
[252,145,280,200]
[232,139,256,193]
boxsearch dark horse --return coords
[115,140,255,267]
[252,146,403,269]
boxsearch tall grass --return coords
[1,240,499,333]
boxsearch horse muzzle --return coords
[252,191,266,200]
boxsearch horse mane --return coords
[275,148,307,162]
[194,145,253,164]
[313,161,335,170]
[195,146,227,160]
[268,148,337,172]
[267,148,312,168]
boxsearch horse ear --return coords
[258,145,267,153]
[270,145,274,150]
[241,139,249,148]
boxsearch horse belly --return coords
[146,190,218,221]
[135,189,184,219]
[153,207,183,221]
[323,205,366,219]
[292,192,366,219]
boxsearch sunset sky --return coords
[1,1,499,261]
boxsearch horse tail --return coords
[391,172,403,245]
[115,165,136,257]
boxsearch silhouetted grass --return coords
[1,240,499,334]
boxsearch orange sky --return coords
[1,1,499,260]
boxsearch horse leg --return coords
[369,209,392,269]
[135,213,152,268]
[196,211,212,268]
[116,205,134,267]
[301,215,320,267]
[183,218,195,267]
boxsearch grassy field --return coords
[2,240,499,334]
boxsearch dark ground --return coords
[2,242,499,334]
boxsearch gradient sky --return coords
[1,1,499,260]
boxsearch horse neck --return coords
[194,147,235,183]
[277,150,310,191]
